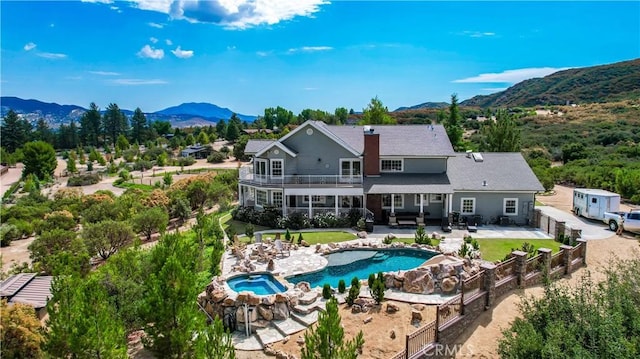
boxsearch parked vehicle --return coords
[602,211,640,234]
[573,188,620,221]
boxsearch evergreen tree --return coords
[130,107,148,144]
[103,103,128,145]
[33,118,55,145]
[45,275,128,358]
[1,109,29,152]
[301,297,364,359]
[335,107,349,125]
[195,317,236,359]
[80,102,102,147]
[445,94,464,150]
[197,131,210,145]
[361,96,395,125]
[22,141,57,180]
[480,109,521,152]
[225,121,240,141]
[142,233,203,357]
[215,119,227,138]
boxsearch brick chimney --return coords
[363,126,380,176]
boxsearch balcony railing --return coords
[239,165,363,187]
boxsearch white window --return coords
[504,198,518,216]
[380,159,403,172]
[382,194,404,209]
[340,159,362,179]
[254,159,267,177]
[256,190,267,206]
[271,159,283,178]
[414,194,429,206]
[461,198,476,215]
[430,194,443,203]
[301,195,326,204]
[272,191,283,207]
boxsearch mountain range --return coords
[2,58,639,127]
[0,97,257,128]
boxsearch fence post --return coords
[555,221,566,240]
[537,248,552,282]
[480,264,496,308]
[534,208,541,228]
[405,333,410,359]
[559,245,573,275]
[576,239,587,265]
[512,251,528,288]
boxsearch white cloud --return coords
[481,87,508,93]
[127,0,328,29]
[165,39,173,45]
[110,78,168,85]
[171,46,194,59]
[137,45,164,59]
[37,52,68,59]
[303,87,318,91]
[24,42,37,51]
[460,31,496,38]
[89,70,121,76]
[256,51,271,57]
[148,22,164,28]
[227,45,237,51]
[150,37,158,43]
[453,67,570,83]
[287,46,332,54]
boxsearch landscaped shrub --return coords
[232,206,281,228]
[297,232,304,245]
[0,224,21,247]
[311,212,349,228]
[346,284,360,306]
[368,273,376,288]
[347,208,362,227]
[278,212,311,230]
[338,279,346,294]
[176,156,196,167]
[207,151,226,163]
[67,173,102,187]
[350,276,360,290]
[382,234,393,245]
[284,228,292,242]
[415,225,432,245]
[370,277,385,304]
[322,283,332,299]
[132,159,153,172]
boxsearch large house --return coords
[238,120,544,227]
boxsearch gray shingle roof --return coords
[245,140,275,154]
[447,153,544,192]
[326,124,454,157]
[364,173,454,194]
[0,273,54,309]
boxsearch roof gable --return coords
[244,139,275,154]
[254,141,297,158]
[278,121,361,157]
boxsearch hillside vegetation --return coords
[461,58,640,107]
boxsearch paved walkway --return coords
[537,205,613,240]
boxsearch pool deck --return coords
[223,225,551,281]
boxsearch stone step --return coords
[255,326,285,346]
[292,301,317,315]
[272,317,308,336]
[291,310,319,327]
[298,291,319,305]
[232,332,263,351]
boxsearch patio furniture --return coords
[274,239,290,257]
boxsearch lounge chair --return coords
[274,239,290,257]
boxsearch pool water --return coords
[286,249,436,288]
[227,273,287,295]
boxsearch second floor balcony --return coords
[239,165,363,188]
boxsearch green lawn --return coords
[219,213,269,243]
[477,238,561,262]
[395,237,441,247]
[114,182,155,191]
[284,231,357,244]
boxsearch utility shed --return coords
[0,273,54,318]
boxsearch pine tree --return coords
[1,109,29,152]
[34,118,55,145]
[103,103,128,145]
[480,109,521,152]
[301,297,364,359]
[130,108,148,144]
[215,119,227,138]
[361,96,395,125]
[445,94,464,150]
[80,102,102,147]
[225,121,240,141]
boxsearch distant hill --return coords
[0,97,257,127]
[394,102,449,111]
[461,58,640,108]
[155,102,256,122]
[0,96,85,117]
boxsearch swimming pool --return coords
[226,273,287,295]
[286,248,437,288]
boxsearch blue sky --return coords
[1,1,639,115]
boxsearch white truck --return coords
[602,210,640,234]
[572,188,620,221]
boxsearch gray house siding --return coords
[451,192,535,225]
[402,158,447,174]
[259,150,297,176]
[282,125,358,176]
